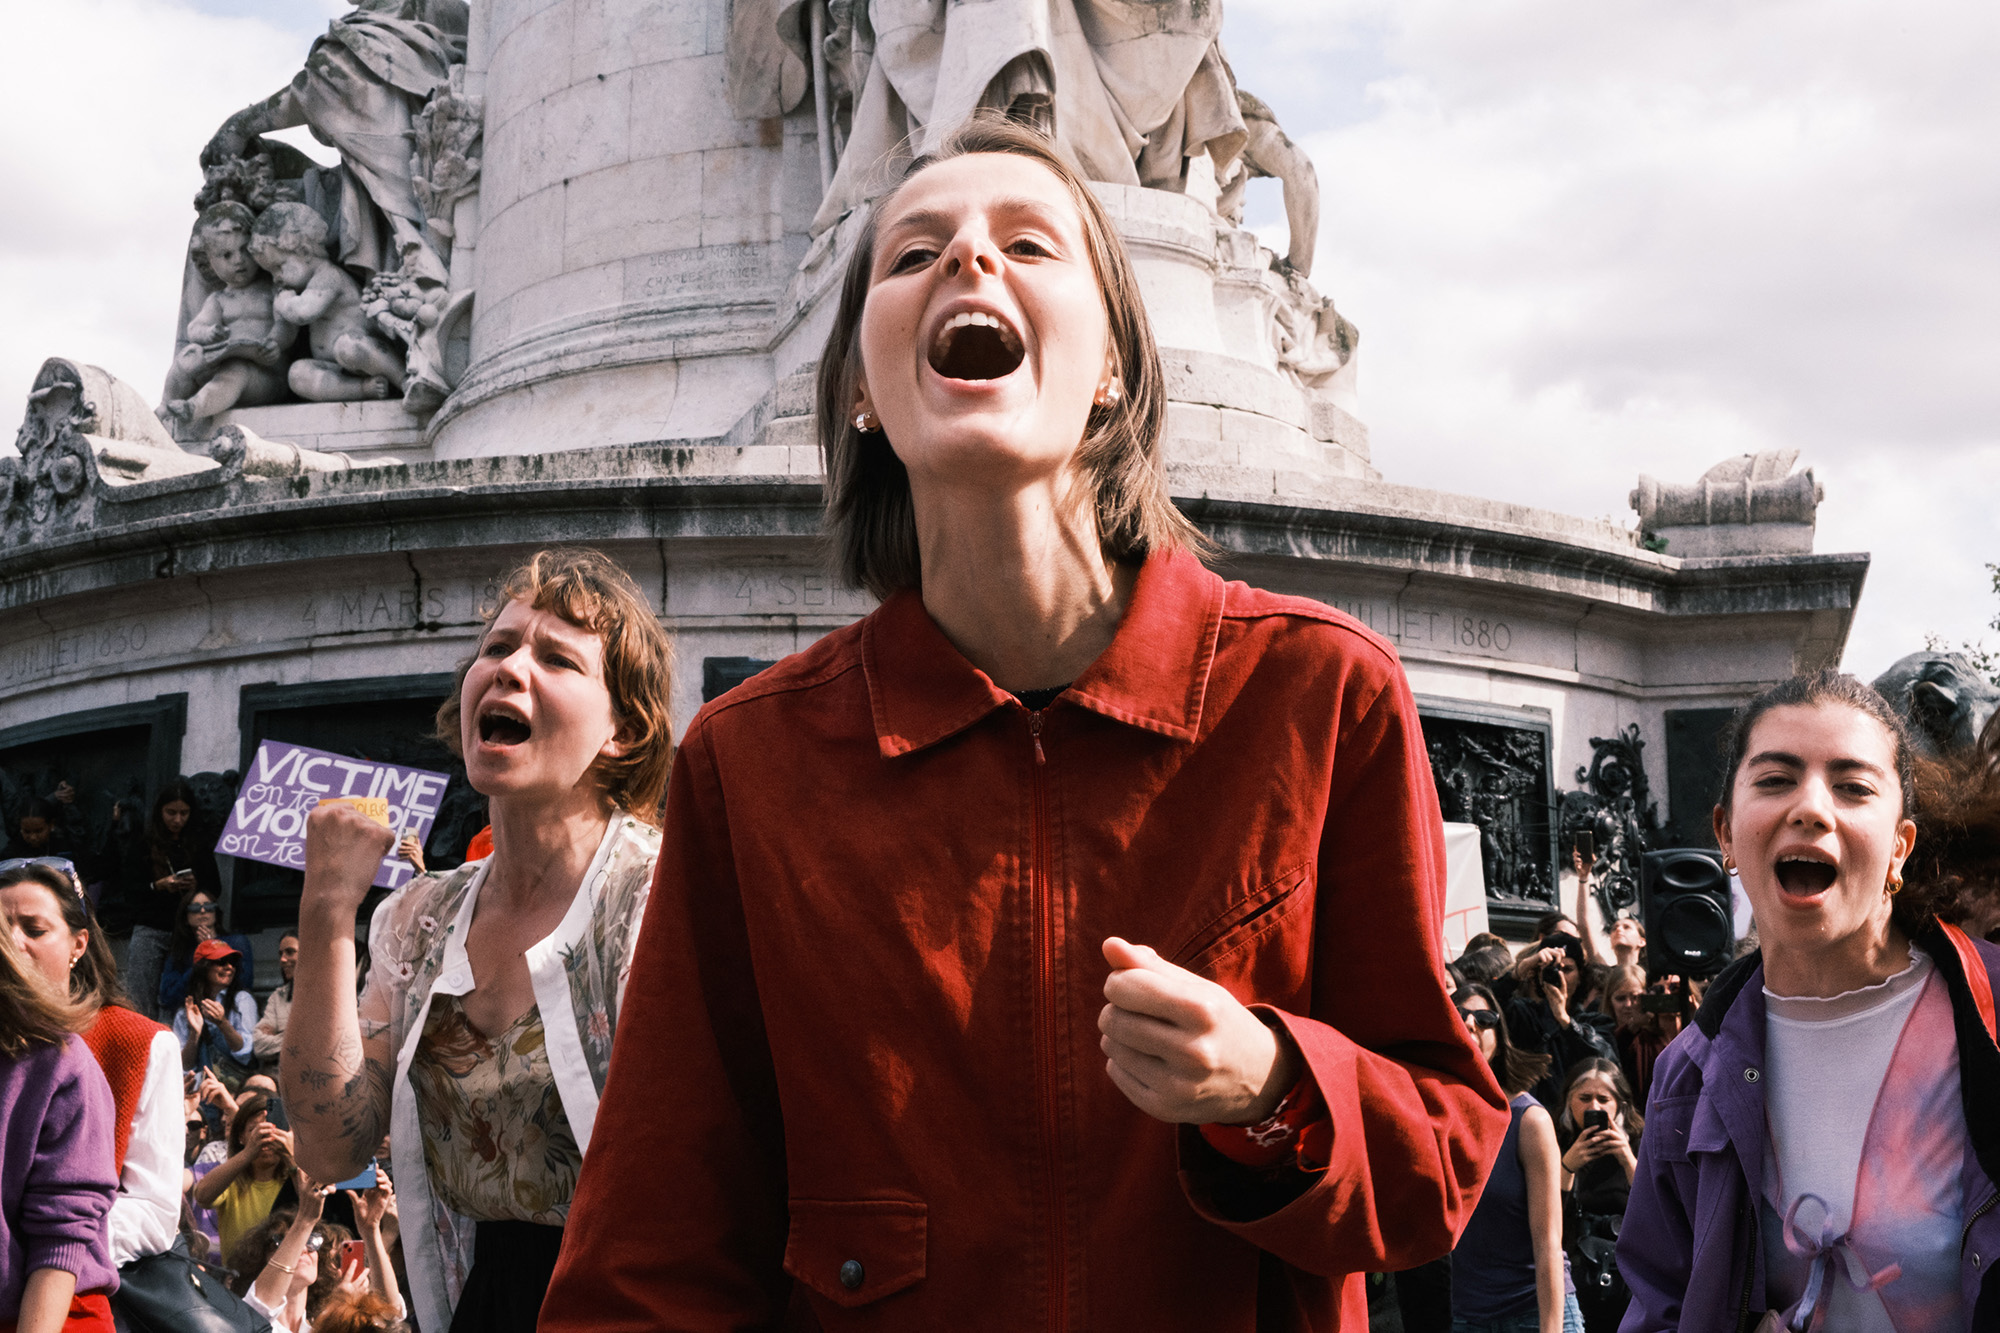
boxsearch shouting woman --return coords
[543,115,1506,1331]
[285,547,675,1333]
[1620,672,2000,1330]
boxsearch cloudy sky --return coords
[3,0,1995,677]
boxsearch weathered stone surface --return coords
[214,401,426,463]
[1632,449,1823,557]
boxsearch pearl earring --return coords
[1095,378,1122,406]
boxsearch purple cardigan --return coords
[1,1033,119,1316]
[1617,925,2000,1332]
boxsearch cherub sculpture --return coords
[159,202,291,430]
[249,203,404,402]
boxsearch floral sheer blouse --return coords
[355,815,660,1333]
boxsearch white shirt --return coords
[1762,948,1964,1330]
[244,1287,309,1333]
[108,1029,185,1265]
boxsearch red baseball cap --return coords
[193,939,243,966]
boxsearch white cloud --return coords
[1229,0,2000,677]
[0,0,318,416]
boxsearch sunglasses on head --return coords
[0,856,85,899]
[1456,1008,1502,1030]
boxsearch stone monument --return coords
[0,0,1872,941]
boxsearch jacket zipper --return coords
[1736,1190,1757,1330]
[1963,1187,1998,1256]
[1029,708,1066,1329]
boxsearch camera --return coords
[1540,961,1562,987]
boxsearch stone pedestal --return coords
[215,402,427,463]
[427,0,822,459]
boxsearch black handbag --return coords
[1568,1213,1630,1331]
[111,1236,272,1333]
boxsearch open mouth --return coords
[478,706,532,747]
[1774,854,1838,896]
[928,310,1025,381]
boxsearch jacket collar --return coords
[861,548,1224,758]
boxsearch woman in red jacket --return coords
[544,113,1508,1331]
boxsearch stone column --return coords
[430,0,812,458]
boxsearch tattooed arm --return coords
[284,803,398,1184]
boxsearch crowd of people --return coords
[6,113,2000,1333]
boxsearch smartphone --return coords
[264,1097,290,1131]
[183,1070,200,1094]
[1574,830,1595,863]
[333,1160,379,1192]
[338,1239,367,1271]
[1583,1109,1610,1133]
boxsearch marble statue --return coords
[736,0,1251,232]
[159,202,292,430]
[1630,448,1823,557]
[160,203,293,431]
[250,203,404,402]
[1273,271,1357,392]
[200,0,469,288]
[1217,88,1319,278]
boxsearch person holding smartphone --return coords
[122,782,221,1023]
[1556,1058,1641,1332]
[1506,933,1616,1110]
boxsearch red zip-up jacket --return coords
[542,550,1509,1331]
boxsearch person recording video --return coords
[1505,931,1616,1110]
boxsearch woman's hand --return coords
[294,1168,331,1220]
[348,1180,394,1234]
[1098,937,1301,1125]
[302,804,397,927]
[244,1119,285,1161]
[197,1070,237,1119]
[1532,948,1572,1027]
[1561,1123,1637,1180]
[183,996,205,1036]
[396,833,426,875]
[200,998,226,1024]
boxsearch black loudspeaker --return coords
[1641,849,1733,980]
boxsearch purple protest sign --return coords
[218,740,452,892]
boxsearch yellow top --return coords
[214,1174,284,1261]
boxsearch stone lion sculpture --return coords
[1873,651,2000,758]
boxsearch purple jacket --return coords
[1617,923,2000,1332]
[1,1032,120,1316]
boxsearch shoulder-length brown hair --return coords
[817,111,1206,599]
[436,548,675,820]
[0,927,86,1056]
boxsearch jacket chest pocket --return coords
[784,1198,927,1314]
[1168,864,1313,998]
